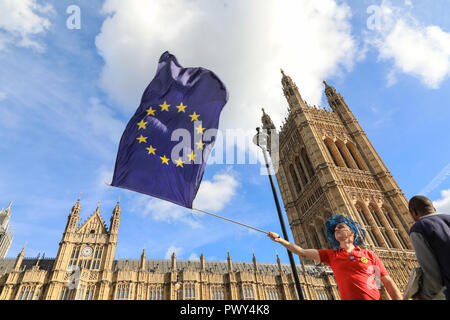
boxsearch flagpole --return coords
[104,182,268,234]
[192,207,268,235]
[253,127,305,300]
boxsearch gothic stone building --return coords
[0,200,338,300]
[0,202,13,259]
[261,70,417,296]
[0,73,418,300]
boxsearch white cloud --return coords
[165,245,182,259]
[86,97,125,145]
[404,0,413,8]
[365,0,450,88]
[131,194,203,228]
[0,0,53,51]
[188,253,199,261]
[0,92,6,101]
[95,0,357,131]
[433,189,450,214]
[193,169,239,211]
[127,170,239,227]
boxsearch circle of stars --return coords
[136,100,206,167]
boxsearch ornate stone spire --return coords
[227,251,233,272]
[200,253,205,272]
[14,245,26,271]
[261,108,276,131]
[110,198,121,234]
[171,252,176,271]
[35,252,41,267]
[140,249,146,270]
[323,79,337,99]
[280,69,305,110]
[72,194,81,213]
[252,251,259,273]
[95,200,101,213]
[276,254,283,275]
[0,201,13,230]
[65,197,81,232]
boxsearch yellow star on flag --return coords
[146,145,156,155]
[160,101,170,112]
[175,158,185,168]
[137,119,148,130]
[160,155,169,165]
[136,135,148,143]
[196,140,205,150]
[195,125,206,134]
[188,151,195,162]
[176,102,187,113]
[189,112,200,121]
[146,107,156,116]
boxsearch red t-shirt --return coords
[318,246,389,300]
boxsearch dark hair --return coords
[409,195,435,215]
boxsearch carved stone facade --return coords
[0,73,418,300]
[0,199,339,300]
[262,71,418,297]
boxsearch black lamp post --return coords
[253,127,305,300]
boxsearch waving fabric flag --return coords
[111,51,229,208]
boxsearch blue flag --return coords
[111,52,228,208]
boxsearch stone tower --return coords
[44,198,121,299]
[261,71,417,293]
[0,202,13,258]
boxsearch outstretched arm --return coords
[268,232,321,262]
[381,275,403,300]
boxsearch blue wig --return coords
[325,214,366,249]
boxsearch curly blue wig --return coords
[325,214,366,249]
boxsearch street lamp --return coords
[253,127,305,300]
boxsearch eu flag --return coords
[111,52,229,208]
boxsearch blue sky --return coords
[1,0,450,266]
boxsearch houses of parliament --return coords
[0,72,418,300]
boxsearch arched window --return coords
[367,229,380,247]
[322,224,329,248]
[382,206,410,249]
[369,205,383,228]
[289,164,302,194]
[324,139,340,166]
[184,283,196,300]
[382,230,394,248]
[369,204,395,248]
[346,142,367,171]
[324,138,346,167]
[335,140,354,169]
[116,284,130,300]
[295,157,308,185]
[355,203,370,226]
[382,207,396,229]
[84,286,95,300]
[397,232,409,250]
[301,148,315,178]
[311,228,321,248]
[149,286,164,300]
